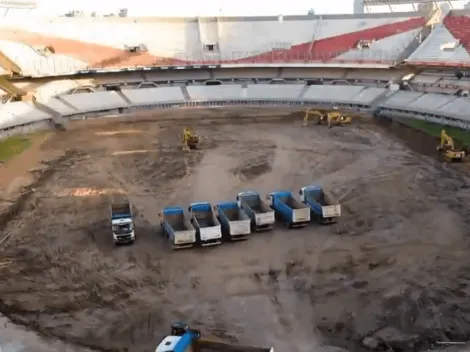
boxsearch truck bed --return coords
[277,197,305,209]
[245,202,271,214]
[196,217,216,227]
[112,204,131,215]
[222,208,244,221]
[307,192,333,206]
[164,214,190,231]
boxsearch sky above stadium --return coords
[34,0,466,16]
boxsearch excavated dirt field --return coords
[1,108,470,352]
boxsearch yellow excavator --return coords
[182,128,200,150]
[303,109,351,128]
[437,129,465,162]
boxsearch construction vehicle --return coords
[299,185,341,224]
[110,201,135,245]
[267,191,310,228]
[437,129,465,162]
[188,202,222,246]
[237,191,275,231]
[327,111,351,128]
[155,322,274,352]
[303,109,351,128]
[215,201,251,241]
[183,128,200,150]
[159,206,197,249]
[303,109,326,126]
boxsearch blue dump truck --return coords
[237,191,275,231]
[214,201,251,241]
[267,191,311,228]
[188,202,222,246]
[155,322,274,352]
[110,201,135,245]
[299,185,341,224]
[159,206,197,249]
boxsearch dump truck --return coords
[215,201,251,241]
[236,191,275,231]
[159,206,197,249]
[299,185,341,224]
[188,202,222,246]
[267,191,310,228]
[110,202,135,245]
[155,322,274,352]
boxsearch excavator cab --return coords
[437,129,465,162]
[183,128,199,150]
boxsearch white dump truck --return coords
[188,202,222,246]
[237,191,275,231]
[215,201,251,240]
[159,206,197,249]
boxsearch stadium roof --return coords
[363,0,450,4]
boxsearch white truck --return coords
[237,191,275,231]
[159,206,196,249]
[188,202,222,246]
[215,201,251,241]
[110,202,135,245]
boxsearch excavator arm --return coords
[303,109,325,126]
[440,130,454,150]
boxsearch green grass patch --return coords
[401,119,470,147]
[0,135,32,162]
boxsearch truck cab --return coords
[156,322,201,352]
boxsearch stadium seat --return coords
[443,15,470,54]
[232,17,425,64]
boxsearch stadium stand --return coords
[121,87,186,105]
[187,85,244,101]
[2,8,470,139]
[59,91,128,113]
[0,101,50,135]
[303,85,366,103]
[1,82,470,139]
[245,84,305,100]
[0,40,86,76]
[0,12,427,72]
[406,10,470,67]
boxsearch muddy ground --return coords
[0,108,470,352]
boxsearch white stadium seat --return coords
[60,91,128,113]
[121,87,185,105]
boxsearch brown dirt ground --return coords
[0,108,470,352]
